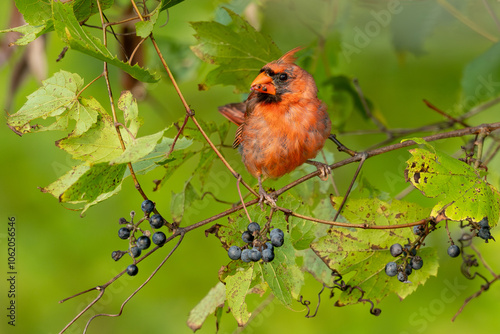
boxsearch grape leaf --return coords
[225,266,253,326]
[136,6,160,38]
[14,0,51,25]
[187,282,226,332]
[6,70,99,136]
[117,91,142,137]
[190,7,282,92]
[73,0,114,22]
[110,130,165,165]
[52,1,158,83]
[310,198,437,305]
[461,41,500,110]
[0,23,53,46]
[406,147,500,225]
[170,180,200,224]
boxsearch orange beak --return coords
[250,72,276,95]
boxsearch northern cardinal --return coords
[218,47,331,205]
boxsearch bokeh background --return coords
[1,0,499,333]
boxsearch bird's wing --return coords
[218,102,246,126]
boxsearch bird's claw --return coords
[258,189,277,209]
[307,160,331,181]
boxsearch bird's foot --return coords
[306,160,331,181]
[258,188,277,209]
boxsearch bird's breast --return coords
[239,100,331,179]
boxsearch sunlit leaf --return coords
[225,266,253,326]
[187,282,226,332]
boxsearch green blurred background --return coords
[1,0,499,333]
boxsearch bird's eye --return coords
[278,73,288,81]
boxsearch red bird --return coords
[218,47,332,205]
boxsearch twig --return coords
[423,99,469,128]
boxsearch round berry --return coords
[249,248,262,262]
[228,246,242,260]
[447,244,461,258]
[390,243,403,257]
[477,227,492,240]
[262,248,275,262]
[152,232,166,246]
[119,217,128,224]
[149,214,164,229]
[411,256,423,270]
[241,249,251,263]
[413,225,425,236]
[265,242,274,252]
[270,228,284,238]
[118,227,131,240]
[271,234,284,247]
[478,217,489,229]
[126,264,139,276]
[242,231,254,243]
[385,262,397,277]
[405,263,412,276]
[248,222,260,233]
[141,199,155,214]
[136,236,151,250]
[130,246,141,258]
[397,271,407,282]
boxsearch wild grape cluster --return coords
[384,242,423,283]
[227,222,284,263]
[111,199,168,276]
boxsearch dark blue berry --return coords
[478,227,492,241]
[478,217,489,229]
[390,243,403,257]
[130,246,141,258]
[262,248,275,262]
[248,222,260,233]
[385,262,397,277]
[405,263,412,276]
[413,225,425,236]
[265,242,273,252]
[137,236,151,250]
[149,214,164,229]
[249,248,262,262]
[228,246,242,260]
[152,232,166,246]
[241,249,251,263]
[242,231,254,243]
[270,228,284,238]
[271,234,284,247]
[126,264,138,276]
[141,200,155,214]
[411,256,423,270]
[447,245,460,258]
[397,271,407,282]
[118,227,131,240]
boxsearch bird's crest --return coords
[276,47,303,64]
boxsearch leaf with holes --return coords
[406,147,500,225]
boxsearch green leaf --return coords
[311,198,437,305]
[73,0,114,22]
[170,180,200,224]
[55,111,130,164]
[0,23,53,46]
[406,147,500,225]
[6,70,98,135]
[110,130,165,165]
[15,0,51,25]
[190,7,281,92]
[41,163,127,205]
[117,91,142,137]
[160,0,186,11]
[461,41,500,110]
[225,266,253,326]
[52,2,159,83]
[187,282,226,332]
[136,6,160,38]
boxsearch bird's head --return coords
[250,47,317,103]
